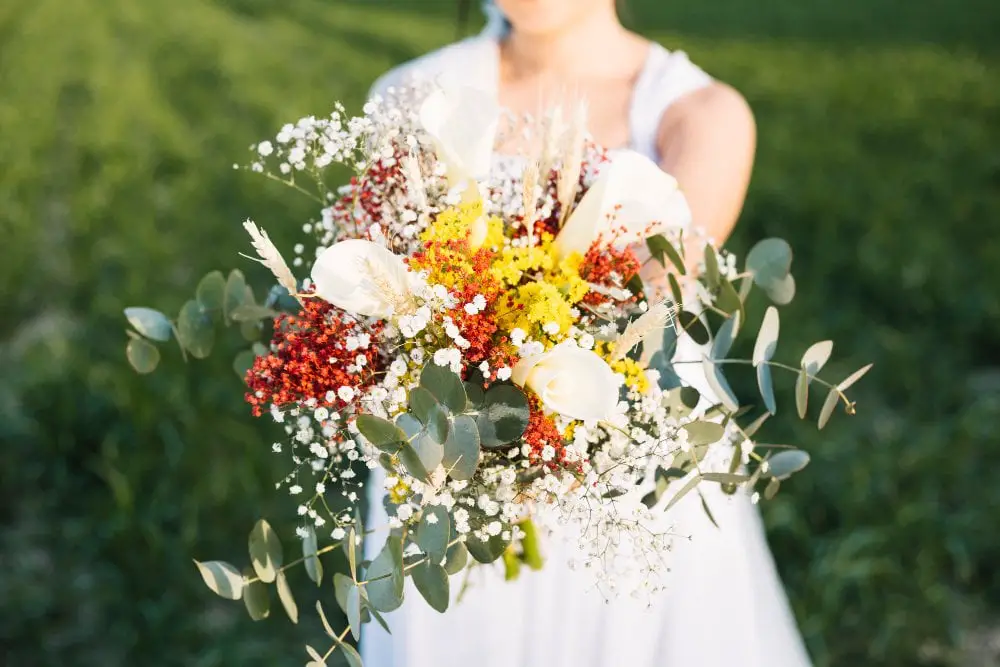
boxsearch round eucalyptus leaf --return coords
[679,386,700,410]
[124,307,173,342]
[233,349,255,381]
[752,307,780,366]
[408,387,440,424]
[239,319,262,342]
[196,270,227,311]
[229,303,279,322]
[176,299,215,359]
[746,238,792,289]
[463,381,485,409]
[765,273,796,305]
[356,414,405,450]
[333,572,354,614]
[241,566,270,621]
[416,506,451,563]
[682,421,726,446]
[466,531,509,564]
[398,443,430,482]
[248,519,283,584]
[395,413,422,442]
[425,404,450,444]
[702,358,739,412]
[801,340,834,375]
[275,570,298,623]
[126,338,160,374]
[420,364,467,413]
[364,536,404,613]
[223,269,248,319]
[766,449,811,480]
[444,541,469,575]
[443,414,481,480]
[411,561,450,613]
[193,559,244,600]
[477,384,530,448]
[677,311,710,345]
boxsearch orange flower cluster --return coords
[521,394,574,469]
[244,299,383,416]
[579,239,641,306]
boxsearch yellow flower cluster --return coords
[498,282,576,337]
[420,200,503,249]
[595,342,650,395]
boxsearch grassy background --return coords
[1,0,999,665]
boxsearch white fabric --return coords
[362,34,813,667]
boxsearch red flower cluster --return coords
[578,238,642,306]
[521,394,574,470]
[245,299,383,416]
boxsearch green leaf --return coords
[443,414,481,480]
[239,318,262,342]
[408,387,439,424]
[503,546,521,581]
[716,278,742,316]
[625,272,645,299]
[746,238,792,289]
[345,585,362,641]
[646,234,686,275]
[306,645,326,664]
[764,477,781,500]
[702,358,739,411]
[176,299,215,358]
[196,270,227,311]
[663,474,701,512]
[193,560,244,600]
[124,307,173,342]
[334,572,354,615]
[365,536,404,612]
[795,368,809,419]
[738,275,754,303]
[416,506,450,563]
[316,600,337,639]
[679,386,700,410]
[347,527,358,581]
[339,642,364,667]
[668,273,685,309]
[700,472,750,485]
[302,525,322,585]
[396,413,444,472]
[356,414,405,450]
[742,411,770,438]
[838,363,874,390]
[712,316,737,360]
[463,381,485,408]
[477,384,530,448]
[126,338,160,374]
[233,349,256,380]
[753,307,780,366]
[519,519,544,570]
[411,562,450,613]
[703,244,721,290]
[801,340,834,375]
[757,363,776,414]
[242,566,270,621]
[818,387,840,430]
[398,444,430,482]
[444,541,469,575]
[765,274,796,305]
[766,450,811,480]
[420,364,467,413]
[424,404,450,444]
[229,303,279,322]
[248,519,283,584]
[677,311,710,345]
[682,421,726,446]
[223,269,248,320]
[466,532,510,564]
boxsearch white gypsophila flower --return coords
[331,527,346,540]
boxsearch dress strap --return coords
[629,43,714,161]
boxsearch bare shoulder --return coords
[658,81,756,147]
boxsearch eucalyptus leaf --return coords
[346,585,362,641]
[124,307,173,342]
[766,274,796,305]
[248,519,283,584]
[306,645,325,664]
[712,316,737,360]
[126,338,160,374]
[646,234,686,275]
[764,477,781,500]
[364,536,404,613]
[716,278,743,316]
[275,570,298,623]
[233,349,255,380]
[420,364,467,413]
[679,386,700,410]
[663,474,701,512]
[766,450,811,480]
[223,269,248,319]
[196,270,227,311]
[682,421,726,446]
[519,519,544,570]
[746,238,792,289]
[702,358,739,411]
[444,541,469,575]
[242,566,270,621]
[477,384,530,448]
[229,303,279,322]
[700,472,750,485]
[838,363,874,390]
[668,272,685,309]
[193,560,244,600]
[334,572,354,615]
[503,546,522,581]
[703,244,721,290]
[424,404,450,444]
[463,381,485,409]
[239,318,262,341]
[302,524,323,585]
[802,340,834,375]
[356,414,405,450]
[757,363,777,414]
[443,414,480,480]
[411,562,450,613]
[742,411,770,438]
[795,368,809,419]
[408,387,439,424]
[397,411,444,472]
[398,444,430,482]
[176,300,215,358]
[416,506,450,563]
[466,531,509,564]
[339,642,364,667]
[818,387,841,430]
[677,311,710,345]
[347,527,358,581]
[753,307,780,366]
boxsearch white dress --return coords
[361,35,813,667]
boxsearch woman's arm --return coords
[652,82,757,274]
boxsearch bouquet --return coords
[124,84,870,666]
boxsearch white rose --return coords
[311,239,420,319]
[553,150,691,258]
[419,85,500,186]
[511,341,620,421]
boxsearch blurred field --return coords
[1,0,998,665]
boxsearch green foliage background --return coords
[2,0,998,665]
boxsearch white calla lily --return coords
[512,341,620,421]
[419,85,500,185]
[553,150,692,258]
[310,239,420,319]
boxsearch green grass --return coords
[1,0,998,665]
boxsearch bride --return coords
[362,1,812,665]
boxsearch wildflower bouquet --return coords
[124,84,870,665]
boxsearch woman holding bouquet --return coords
[362,1,812,665]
